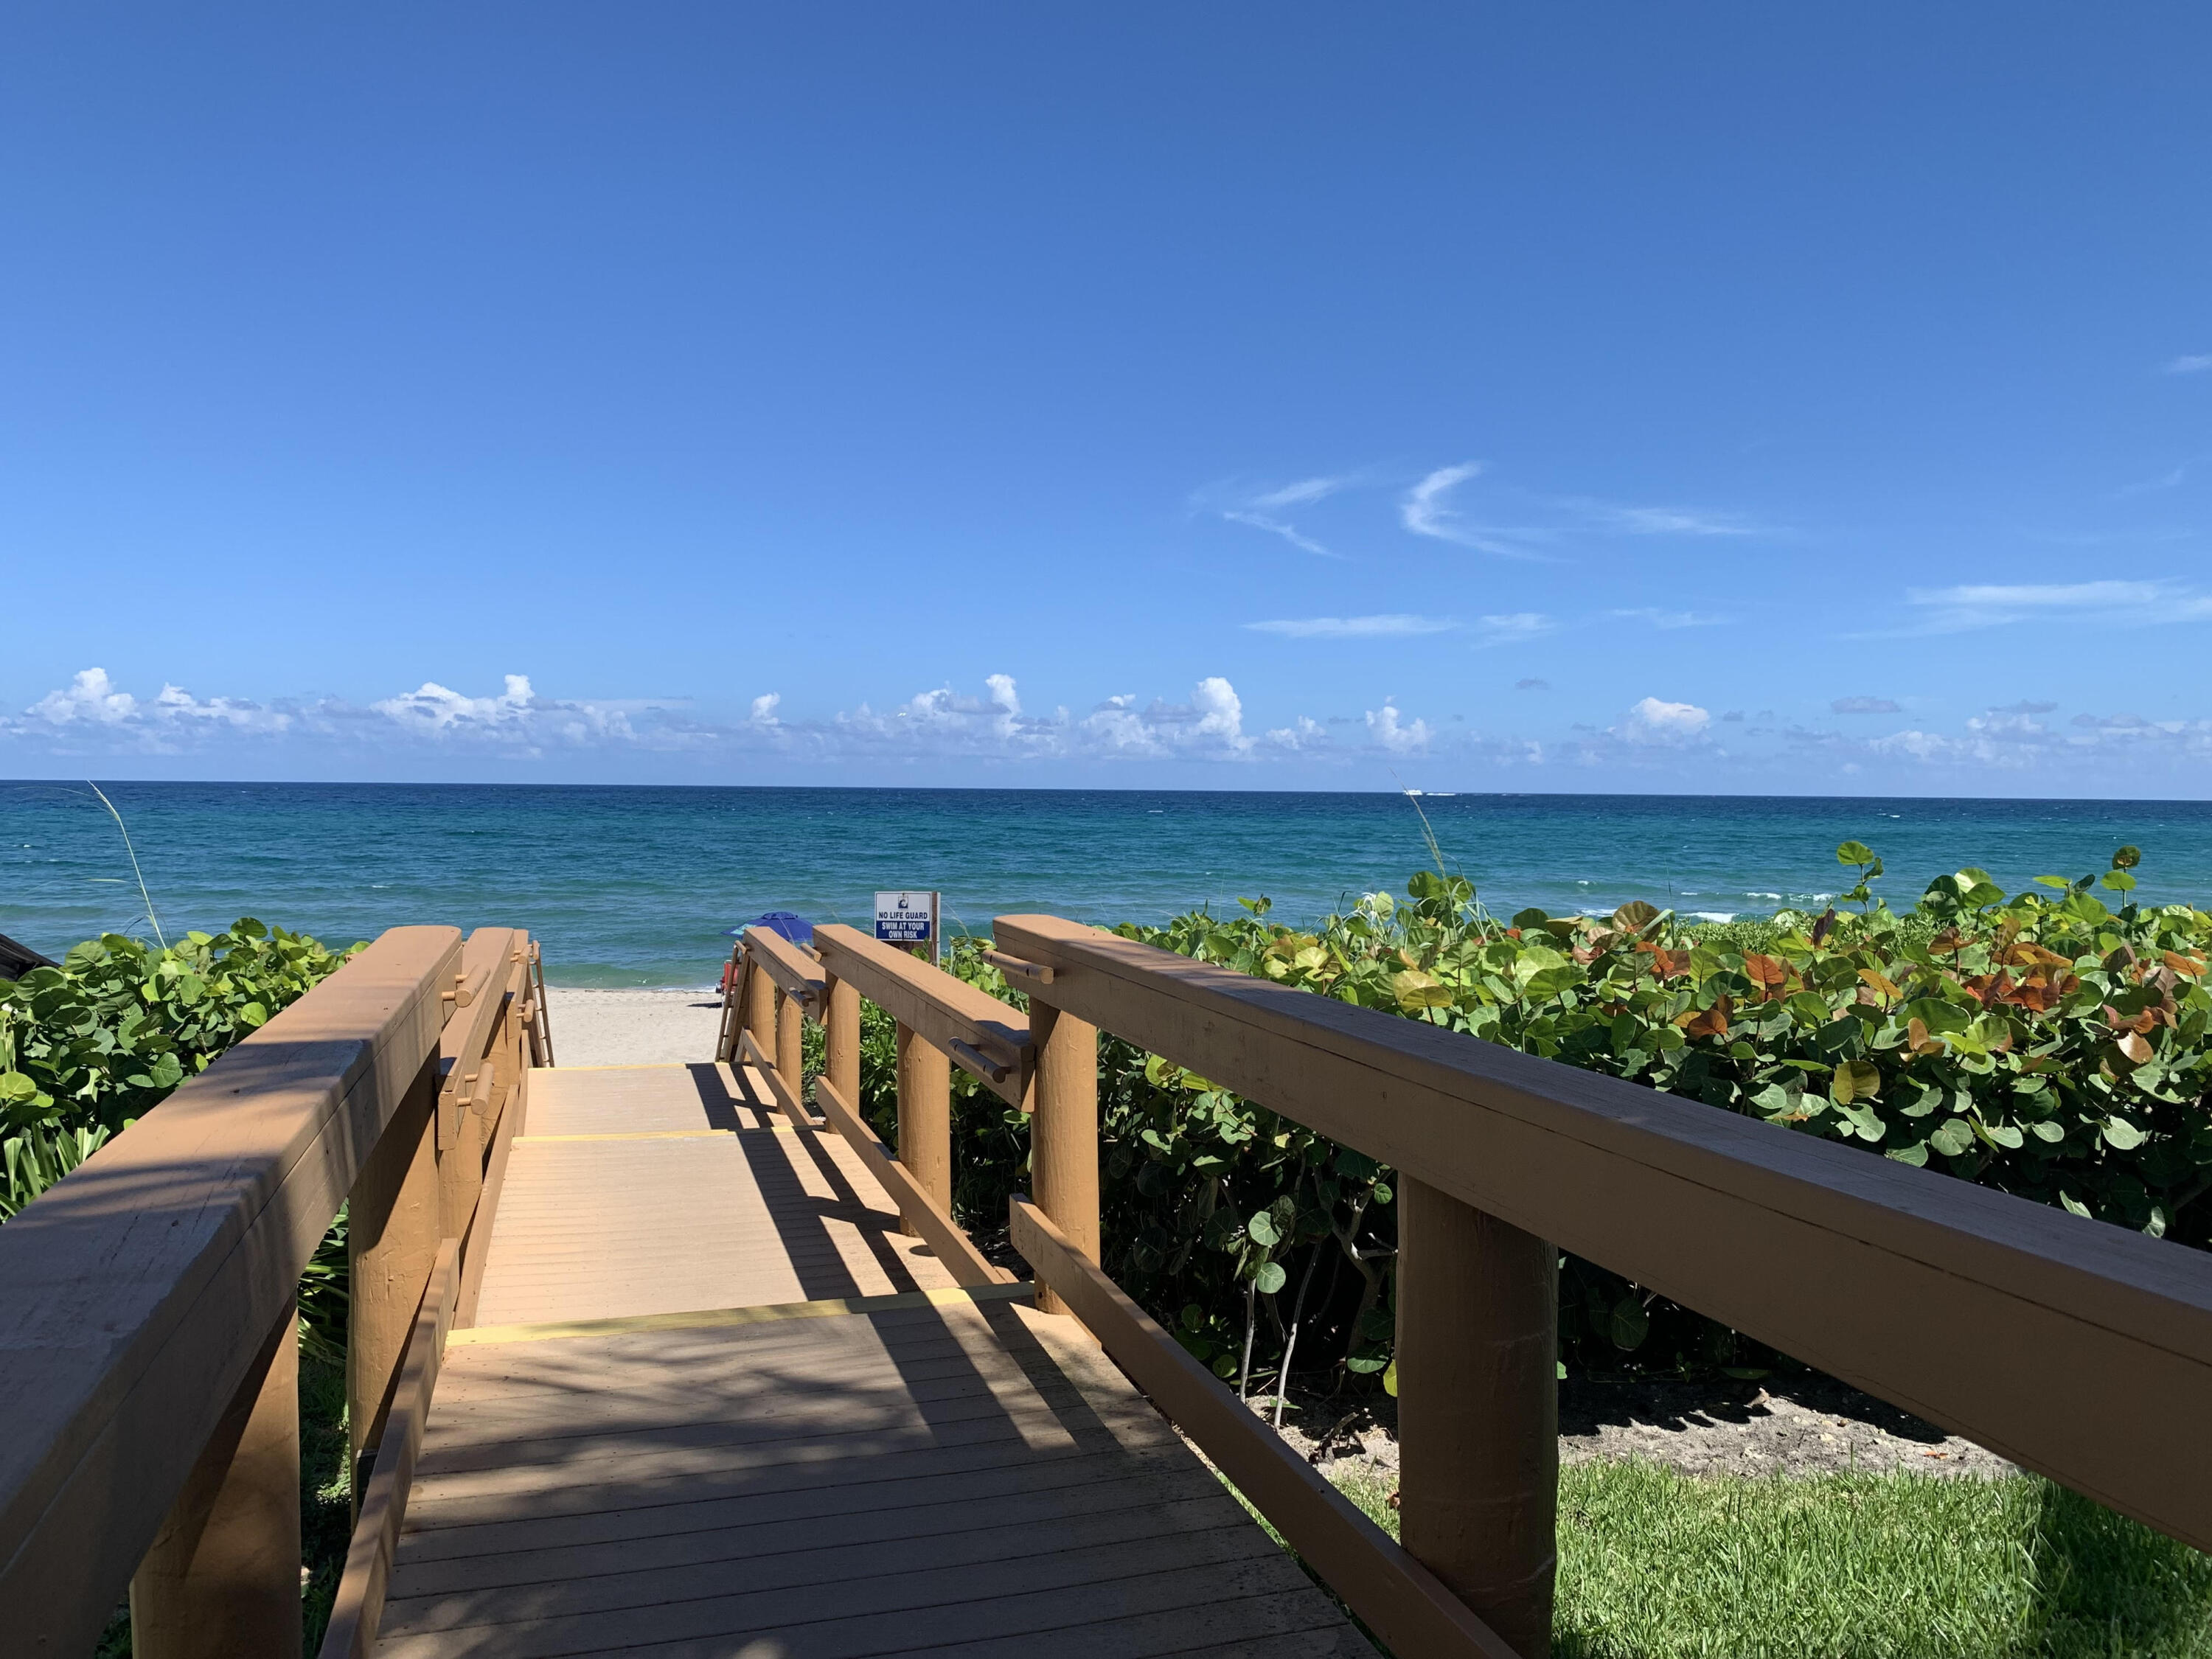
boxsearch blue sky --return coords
[4,4,2209,793]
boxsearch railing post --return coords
[777,984,804,1088]
[1028,997,1098,1318]
[347,1054,442,1506]
[743,954,776,1060]
[128,1301,302,1659]
[894,1021,951,1234]
[1397,1177,1558,1658]
[825,972,860,1107]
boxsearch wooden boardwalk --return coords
[375,1061,1373,1658]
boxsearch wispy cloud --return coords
[1252,476,1346,510]
[1897,580,2212,634]
[1610,608,1728,630]
[1399,463,1553,560]
[1832,696,1902,714]
[1514,678,1550,692]
[1472,613,1556,647]
[1565,501,1761,537]
[2163,353,2212,375]
[1210,476,1349,558]
[2118,462,2191,496]
[1221,510,1338,558]
[1244,614,1456,639]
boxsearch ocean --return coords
[5,782,2209,988]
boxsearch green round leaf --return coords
[1254,1262,1287,1295]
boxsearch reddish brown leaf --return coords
[2117,1031,2154,1066]
[2163,950,2205,978]
[1857,968,1902,1001]
[1674,996,1733,1039]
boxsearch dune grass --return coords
[1323,1461,2212,1659]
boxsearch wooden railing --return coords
[0,924,552,1658]
[721,922,1027,1289]
[732,914,2212,1659]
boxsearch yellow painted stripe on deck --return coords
[451,1281,1035,1347]
[512,1126,795,1144]
[527,1061,735,1073]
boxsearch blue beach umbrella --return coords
[730,911,813,946]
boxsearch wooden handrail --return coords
[811,924,1032,1109]
[436,925,518,1150]
[991,913,2212,1557]
[0,925,463,1655]
[742,925,827,1005]
[1011,1197,1514,1659]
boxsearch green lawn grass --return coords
[1326,1461,2212,1659]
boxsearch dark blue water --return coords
[4,782,2205,987]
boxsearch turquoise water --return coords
[5,783,2209,987]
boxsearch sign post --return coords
[874,890,940,965]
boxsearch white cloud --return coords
[1365,702,1432,753]
[21,667,293,746]
[749,692,782,725]
[1610,608,1728,630]
[2163,353,2212,375]
[1618,697,1711,745]
[1571,503,1758,537]
[1832,696,1902,714]
[32,668,141,726]
[1245,614,1455,639]
[1261,715,1329,751]
[1899,580,2212,634]
[1472,613,1555,647]
[1252,476,1346,510]
[1211,476,1350,558]
[1399,463,1550,559]
[1221,510,1336,558]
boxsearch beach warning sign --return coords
[874,890,937,948]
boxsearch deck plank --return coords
[377,1062,1372,1658]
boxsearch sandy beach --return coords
[543,987,727,1066]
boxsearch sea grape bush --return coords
[0,919,357,1136]
[851,843,2212,1389]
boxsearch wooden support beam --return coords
[347,1057,441,1507]
[815,1079,1010,1288]
[1026,995,1097,1319]
[128,1302,302,1659]
[1009,1197,1515,1659]
[317,1239,459,1659]
[824,973,860,1111]
[1399,1179,1557,1658]
[455,1085,523,1331]
[894,1022,951,1235]
[776,984,804,1096]
[742,957,777,1068]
